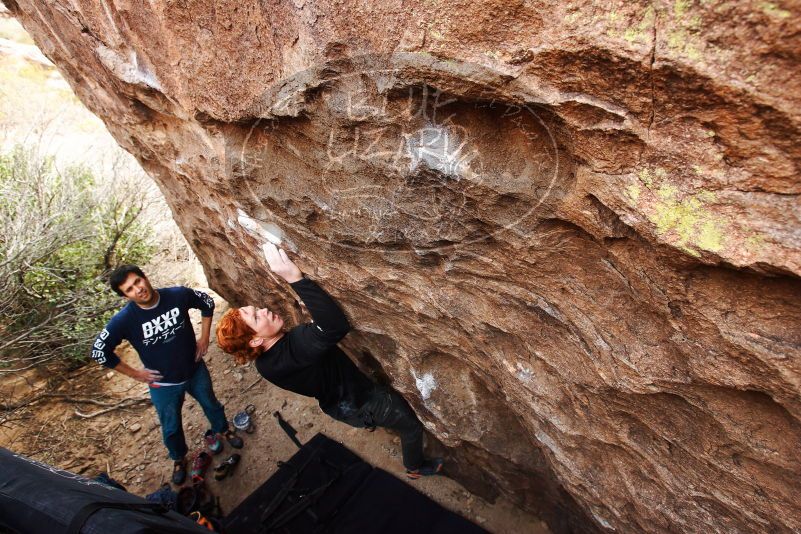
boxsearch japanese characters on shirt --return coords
[141,307,184,346]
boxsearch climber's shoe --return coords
[213,453,241,481]
[224,429,244,449]
[190,451,212,484]
[406,458,443,480]
[204,429,223,455]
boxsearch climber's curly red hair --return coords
[216,308,262,365]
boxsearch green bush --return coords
[0,146,155,369]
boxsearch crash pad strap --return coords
[66,501,167,534]
[274,410,303,449]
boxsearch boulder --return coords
[6,1,800,532]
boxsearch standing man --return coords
[215,244,442,479]
[90,265,243,485]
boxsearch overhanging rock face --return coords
[7,1,800,532]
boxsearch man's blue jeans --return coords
[148,361,228,461]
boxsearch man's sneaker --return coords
[406,458,443,480]
[171,458,187,485]
[224,430,244,449]
[191,451,212,484]
[204,430,223,455]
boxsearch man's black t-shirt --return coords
[255,278,374,411]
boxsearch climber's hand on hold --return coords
[262,243,303,284]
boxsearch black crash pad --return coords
[225,433,487,534]
[0,447,207,534]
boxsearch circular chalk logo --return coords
[234,54,562,253]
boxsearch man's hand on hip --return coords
[135,368,163,384]
[195,336,210,361]
[263,243,303,283]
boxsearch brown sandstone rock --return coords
[5,0,800,532]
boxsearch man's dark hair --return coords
[109,265,146,296]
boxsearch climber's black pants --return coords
[323,385,424,470]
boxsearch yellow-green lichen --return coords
[696,219,724,252]
[657,184,679,200]
[667,29,687,49]
[668,30,701,60]
[633,167,729,255]
[616,6,655,45]
[666,2,707,61]
[626,184,642,203]
[638,167,668,187]
[651,192,725,253]
[623,28,641,43]
[691,165,725,182]
[674,0,691,16]
[638,168,654,187]
[642,5,656,25]
[695,190,717,203]
[685,44,702,60]
[745,233,767,252]
[429,28,445,41]
[760,2,791,18]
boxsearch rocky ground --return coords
[0,289,549,534]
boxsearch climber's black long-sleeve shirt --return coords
[255,277,374,411]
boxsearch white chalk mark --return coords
[413,371,438,401]
[591,511,615,531]
[237,209,283,245]
[515,362,535,383]
[95,45,162,91]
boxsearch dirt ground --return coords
[0,291,549,534]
